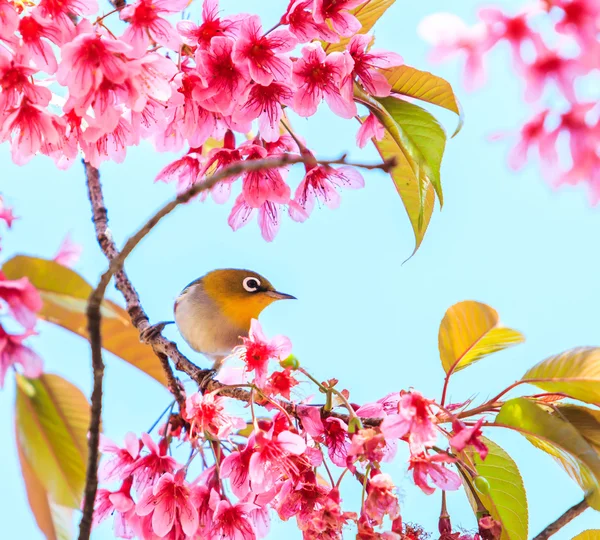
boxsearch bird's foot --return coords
[198,368,217,392]
[140,321,174,344]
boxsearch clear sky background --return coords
[1,0,599,538]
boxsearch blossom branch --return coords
[532,498,589,540]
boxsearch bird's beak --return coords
[266,290,296,300]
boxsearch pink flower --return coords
[235,82,294,142]
[0,100,62,165]
[312,0,363,37]
[93,477,135,537]
[346,34,403,97]
[523,45,580,103]
[364,473,401,525]
[120,0,187,56]
[249,428,306,493]
[0,50,52,110]
[209,490,258,540]
[232,15,297,86]
[409,453,461,495]
[347,428,388,465]
[280,0,338,43]
[36,0,98,41]
[241,145,291,207]
[156,149,204,192]
[129,433,178,492]
[18,13,62,73]
[263,369,299,399]
[195,37,250,116]
[298,487,356,538]
[221,445,253,499]
[357,113,385,148]
[506,109,556,171]
[57,32,132,98]
[0,0,18,42]
[380,391,438,453]
[183,391,245,439]
[234,319,292,386]
[0,196,15,229]
[0,326,43,387]
[276,473,330,522]
[290,154,364,220]
[292,43,356,118]
[136,470,199,537]
[0,273,42,330]
[418,13,490,91]
[449,418,488,459]
[99,432,140,482]
[53,233,82,268]
[553,0,600,58]
[297,406,349,467]
[177,0,241,49]
[82,115,137,167]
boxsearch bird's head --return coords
[190,268,295,328]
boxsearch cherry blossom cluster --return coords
[0,0,403,240]
[418,0,600,201]
[96,319,494,539]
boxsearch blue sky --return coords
[1,0,599,538]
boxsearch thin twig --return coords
[532,498,589,540]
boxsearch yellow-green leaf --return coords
[554,405,600,452]
[371,125,435,254]
[573,532,600,540]
[3,255,167,386]
[377,95,446,206]
[17,436,73,540]
[521,347,600,405]
[496,398,600,509]
[323,0,396,53]
[438,301,524,374]
[15,373,89,509]
[463,438,528,540]
[382,65,464,136]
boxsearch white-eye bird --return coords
[155,269,295,370]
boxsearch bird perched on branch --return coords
[142,269,295,371]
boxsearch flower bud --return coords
[474,476,491,496]
[280,354,300,369]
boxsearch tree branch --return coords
[532,498,589,540]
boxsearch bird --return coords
[142,269,295,371]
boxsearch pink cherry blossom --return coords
[36,0,98,41]
[93,477,135,537]
[506,109,556,171]
[177,0,241,49]
[553,0,600,62]
[0,272,42,329]
[233,319,292,386]
[276,473,330,522]
[136,470,199,537]
[209,490,258,540]
[0,326,43,387]
[57,32,133,98]
[241,145,291,207]
[346,34,404,97]
[18,13,62,73]
[0,196,15,229]
[53,233,83,268]
[297,405,349,467]
[280,0,338,43]
[228,192,284,242]
[156,149,204,192]
[263,369,299,399]
[357,113,385,148]
[0,50,52,110]
[99,432,140,483]
[292,43,356,119]
[129,433,178,492]
[408,453,461,495]
[449,418,488,459]
[0,0,18,42]
[0,100,63,165]
[195,37,250,116]
[380,391,438,453]
[248,428,306,493]
[298,487,356,539]
[120,0,187,56]
[418,13,490,91]
[364,473,401,525]
[82,115,138,168]
[290,154,364,220]
[312,0,363,37]
[183,391,245,439]
[232,15,297,86]
[347,427,388,465]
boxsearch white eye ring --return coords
[243,276,261,292]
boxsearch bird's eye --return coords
[243,276,261,292]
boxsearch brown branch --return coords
[532,498,589,540]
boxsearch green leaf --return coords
[463,438,528,540]
[377,95,446,206]
[496,398,600,509]
[15,373,90,509]
[554,404,600,452]
[521,347,600,405]
[438,301,524,374]
[3,255,167,386]
[382,65,464,136]
[323,0,396,53]
[573,532,600,540]
[17,433,73,540]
